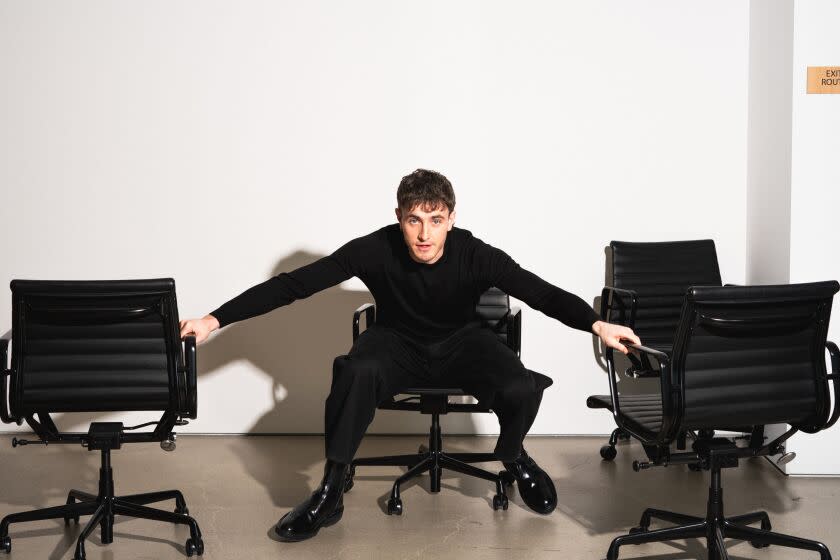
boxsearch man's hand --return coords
[591,320,640,355]
[179,315,220,344]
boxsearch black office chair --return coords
[344,288,533,515]
[0,279,203,560]
[603,281,839,560]
[587,240,764,461]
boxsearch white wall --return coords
[787,0,840,475]
[0,1,750,436]
[746,0,793,285]
[745,0,794,470]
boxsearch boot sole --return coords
[275,505,344,542]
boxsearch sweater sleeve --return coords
[210,236,367,328]
[474,239,600,333]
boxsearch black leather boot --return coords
[503,449,557,514]
[274,460,347,542]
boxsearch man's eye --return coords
[433,219,442,225]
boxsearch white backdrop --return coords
[0,1,749,436]
[787,0,840,475]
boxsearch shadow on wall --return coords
[198,250,479,437]
[22,251,476,438]
[198,250,480,506]
[0,251,482,508]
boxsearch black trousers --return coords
[324,323,553,464]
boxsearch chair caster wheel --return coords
[492,494,509,511]
[750,520,771,549]
[344,466,355,493]
[687,463,704,472]
[175,505,189,515]
[600,445,617,461]
[1,536,10,554]
[417,444,428,454]
[387,497,403,516]
[185,537,204,557]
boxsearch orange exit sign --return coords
[807,67,840,94]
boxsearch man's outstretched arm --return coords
[480,244,640,354]
[180,240,363,343]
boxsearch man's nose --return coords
[418,224,429,241]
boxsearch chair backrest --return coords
[610,240,722,350]
[9,279,184,417]
[672,281,839,432]
[477,287,510,334]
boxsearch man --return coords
[180,169,639,542]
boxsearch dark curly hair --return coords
[396,169,455,213]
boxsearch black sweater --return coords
[211,225,600,342]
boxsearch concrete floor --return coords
[0,435,837,560]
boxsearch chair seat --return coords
[402,387,467,395]
[379,387,493,414]
[587,393,663,432]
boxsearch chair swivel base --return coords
[600,428,702,462]
[347,413,513,515]
[607,465,831,560]
[609,510,830,560]
[0,448,204,559]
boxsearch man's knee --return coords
[332,355,382,386]
[495,372,540,407]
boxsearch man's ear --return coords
[447,210,456,231]
[395,208,402,223]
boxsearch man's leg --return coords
[490,371,546,462]
[435,325,557,514]
[276,326,426,542]
[325,325,428,463]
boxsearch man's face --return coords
[395,203,455,264]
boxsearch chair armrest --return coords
[623,367,661,379]
[601,339,673,444]
[627,342,669,361]
[599,286,638,328]
[0,338,12,424]
[181,335,197,419]
[505,307,522,356]
[353,303,376,342]
[626,342,670,376]
[824,341,840,429]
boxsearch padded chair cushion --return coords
[610,240,721,348]
[403,387,467,395]
[587,393,663,433]
[10,279,180,414]
[380,387,492,414]
[393,368,553,407]
[477,287,511,343]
